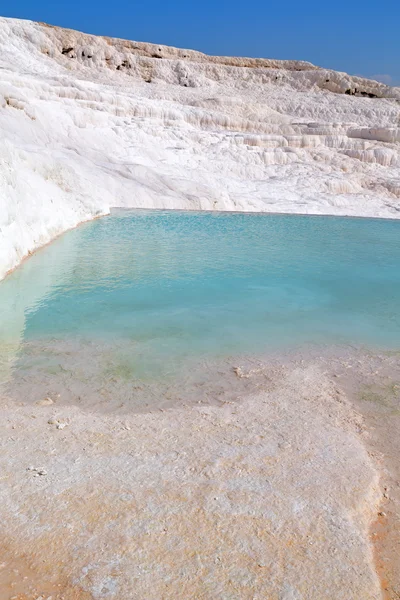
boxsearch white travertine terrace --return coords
[1,18,399,597]
[0,18,400,277]
[0,17,399,280]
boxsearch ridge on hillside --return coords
[2,17,399,99]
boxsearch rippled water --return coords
[1,210,400,409]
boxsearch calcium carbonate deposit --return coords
[0,17,399,280]
[1,16,400,600]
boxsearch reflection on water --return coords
[0,225,82,384]
[0,209,400,408]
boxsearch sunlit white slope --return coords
[0,16,399,280]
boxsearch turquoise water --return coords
[1,210,400,392]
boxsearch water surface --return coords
[1,210,400,408]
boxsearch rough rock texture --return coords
[0,17,400,280]
[0,365,381,599]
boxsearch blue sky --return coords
[2,0,399,85]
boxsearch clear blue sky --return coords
[2,0,399,84]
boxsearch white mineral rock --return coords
[0,366,383,598]
[0,17,399,281]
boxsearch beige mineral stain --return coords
[0,542,94,600]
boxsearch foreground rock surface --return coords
[0,366,381,599]
[0,17,400,279]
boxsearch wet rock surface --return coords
[0,355,389,599]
